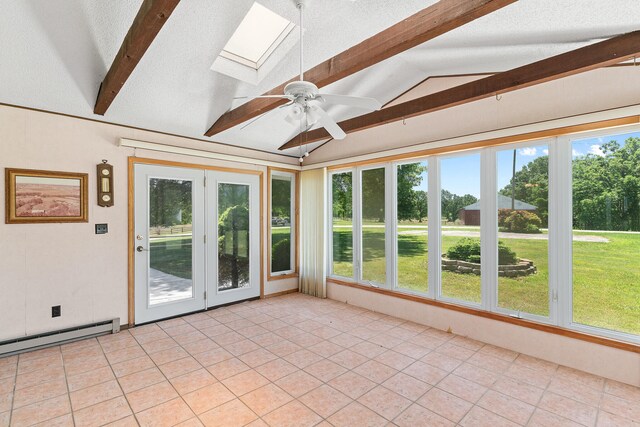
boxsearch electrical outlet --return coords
[95,223,108,234]
[52,305,61,318]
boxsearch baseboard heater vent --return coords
[0,318,120,357]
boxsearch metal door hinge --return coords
[204,176,207,187]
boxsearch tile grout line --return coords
[129,323,198,423]
[60,343,77,427]
[97,334,141,426]
[8,354,18,427]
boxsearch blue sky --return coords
[572,130,640,158]
[441,154,481,197]
[497,144,548,190]
[409,130,640,198]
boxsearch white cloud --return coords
[589,144,605,157]
[519,147,537,156]
[572,149,582,157]
[543,149,549,155]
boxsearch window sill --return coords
[327,277,640,354]
[267,272,299,282]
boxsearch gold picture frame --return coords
[5,168,89,224]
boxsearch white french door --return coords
[134,165,206,324]
[134,164,260,324]
[206,171,261,306]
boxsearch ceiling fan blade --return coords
[317,94,382,111]
[311,106,346,140]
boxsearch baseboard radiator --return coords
[0,318,120,357]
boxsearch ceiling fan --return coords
[236,0,382,152]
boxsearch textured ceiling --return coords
[0,0,639,158]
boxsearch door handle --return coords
[136,246,149,252]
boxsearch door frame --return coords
[128,156,264,327]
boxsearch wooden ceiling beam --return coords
[94,0,180,115]
[279,31,640,150]
[204,0,517,137]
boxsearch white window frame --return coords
[392,158,431,298]
[436,150,483,310]
[358,164,392,288]
[560,126,640,344]
[327,168,356,282]
[490,139,556,324]
[324,124,640,345]
[269,170,296,276]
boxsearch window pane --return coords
[496,146,549,316]
[271,174,292,273]
[572,132,640,335]
[397,162,428,293]
[362,168,386,284]
[148,178,194,305]
[218,183,250,291]
[441,154,481,303]
[332,172,353,277]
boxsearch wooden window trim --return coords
[327,278,640,354]
[267,167,300,281]
[326,116,640,171]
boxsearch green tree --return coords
[361,168,385,222]
[573,138,640,230]
[396,163,427,221]
[499,155,549,226]
[415,190,428,222]
[149,179,192,228]
[441,190,478,223]
[332,172,352,220]
[271,178,291,219]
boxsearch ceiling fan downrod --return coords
[296,0,305,82]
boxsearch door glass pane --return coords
[441,154,481,303]
[397,162,428,293]
[572,132,640,335]
[148,178,193,305]
[497,145,549,316]
[362,167,386,284]
[218,183,250,291]
[271,174,293,273]
[332,172,353,277]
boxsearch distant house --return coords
[458,195,537,226]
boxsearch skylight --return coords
[220,2,295,70]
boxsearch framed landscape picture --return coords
[5,168,88,223]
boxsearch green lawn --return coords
[332,223,639,335]
[150,236,193,279]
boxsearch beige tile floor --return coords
[0,293,638,427]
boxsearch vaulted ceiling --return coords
[1,0,639,158]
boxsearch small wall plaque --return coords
[97,160,114,207]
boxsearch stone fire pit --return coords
[442,258,536,277]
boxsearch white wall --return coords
[307,67,640,164]
[328,283,640,387]
[0,105,299,341]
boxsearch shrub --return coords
[501,210,542,233]
[498,209,511,227]
[498,241,518,265]
[271,238,291,272]
[446,238,480,262]
[468,254,481,264]
[445,237,518,265]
